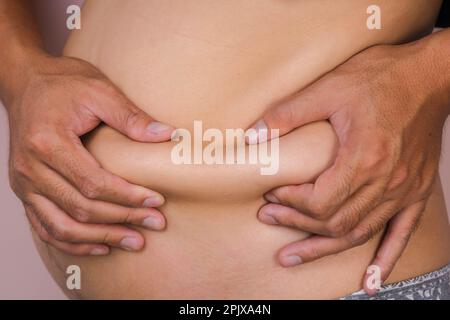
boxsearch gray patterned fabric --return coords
[340,264,450,300]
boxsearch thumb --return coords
[92,91,175,143]
[247,84,334,144]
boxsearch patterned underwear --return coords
[340,264,450,300]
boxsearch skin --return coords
[251,28,450,293]
[0,0,448,298]
[0,0,174,255]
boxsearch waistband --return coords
[340,264,450,300]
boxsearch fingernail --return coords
[143,195,164,208]
[365,265,382,295]
[247,120,268,144]
[90,247,109,256]
[280,255,302,267]
[146,121,173,135]
[142,215,164,230]
[120,236,142,251]
[264,193,280,204]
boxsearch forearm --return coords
[413,28,450,117]
[0,0,47,107]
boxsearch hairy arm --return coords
[0,0,44,104]
[0,0,173,256]
[254,27,450,293]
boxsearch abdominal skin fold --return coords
[84,120,339,202]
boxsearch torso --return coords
[33,0,450,299]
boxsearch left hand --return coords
[249,39,450,292]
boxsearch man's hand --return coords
[6,54,174,256]
[250,31,450,292]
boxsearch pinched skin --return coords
[32,0,450,299]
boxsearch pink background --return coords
[0,0,449,299]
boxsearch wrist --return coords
[411,29,450,117]
[0,43,50,109]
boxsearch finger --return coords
[322,182,385,236]
[25,205,110,256]
[247,78,336,143]
[32,161,165,230]
[88,85,174,142]
[363,200,426,295]
[259,183,383,237]
[261,184,384,236]
[266,149,364,220]
[278,235,350,267]
[277,201,397,267]
[258,203,327,234]
[30,194,146,251]
[33,131,165,208]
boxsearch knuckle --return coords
[11,155,31,178]
[50,221,74,241]
[33,222,51,243]
[101,231,112,245]
[123,110,144,137]
[79,176,105,199]
[348,221,382,246]
[62,194,92,223]
[306,245,322,261]
[326,217,351,238]
[361,139,389,171]
[396,164,409,180]
[347,227,370,246]
[417,173,436,198]
[27,130,54,154]
[38,232,51,244]
[121,210,133,224]
[88,78,117,96]
[36,224,51,242]
[310,201,332,220]
[362,152,383,172]
[412,175,424,193]
[125,110,142,128]
[387,165,409,191]
[51,181,84,210]
[8,172,26,197]
[27,213,51,243]
[71,205,91,223]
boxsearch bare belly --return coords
[32,0,450,299]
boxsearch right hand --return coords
[6,54,174,256]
